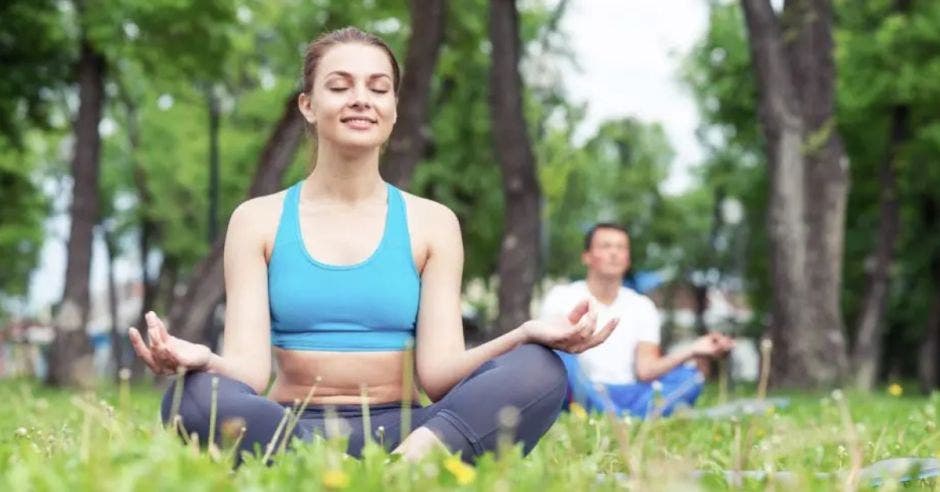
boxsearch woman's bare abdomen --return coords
[267,348,418,405]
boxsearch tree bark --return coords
[166,93,305,344]
[207,86,221,243]
[116,81,154,378]
[918,195,940,393]
[741,0,850,387]
[789,0,851,384]
[489,0,542,334]
[918,291,940,393]
[851,104,907,389]
[104,226,121,378]
[381,0,446,189]
[154,255,178,316]
[46,38,106,387]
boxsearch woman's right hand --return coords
[128,311,211,375]
[522,299,618,354]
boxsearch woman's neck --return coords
[306,143,384,203]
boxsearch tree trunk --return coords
[918,291,940,393]
[154,255,178,317]
[46,39,106,387]
[918,195,940,393]
[207,86,221,243]
[790,0,851,385]
[104,226,121,378]
[381,0,446,189]
[167,93,305,344]
[852,104,907,389]
[489,0,542,334]
[741,0,850,387]
[117,82,154,378]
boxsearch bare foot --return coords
[392,426,446,462]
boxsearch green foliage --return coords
[0,0,72,148]
[683,0,940,372]
[681,2,770,330]
[412,0,559,282]
[1,380,938,490]
[539,117,680,279]
[0,1,67,308]
[836,0,940,372]
[0,141,48,300]
[96,1,413,276]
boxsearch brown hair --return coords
[584,223,630,251]
[302,26,401,95]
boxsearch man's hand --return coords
[689,331,735,358]
[523,298,618,353]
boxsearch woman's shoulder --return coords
[398,189,459,229]
[232,189,289,220]
[226,188,292,242]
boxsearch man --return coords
[540,223,734,417]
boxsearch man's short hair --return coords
[583,223,630,251]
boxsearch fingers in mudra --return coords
[128,311,181,375]
[567,299,591,324]
[576,312,597,340]
[569,316,619,353]
[147,319,175,373]
[128,326,158,372]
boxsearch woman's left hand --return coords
[522,299,618,353]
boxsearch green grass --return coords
[1,378,938,491]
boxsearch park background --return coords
[3,0,938,392]
[1,0,940,489]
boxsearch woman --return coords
[129,27,617,463]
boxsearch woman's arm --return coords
[413,204,616,401]
[210,199,273,392]
[129,199,273,393]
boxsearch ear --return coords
[581,250,590,267]
[298,92,316,124]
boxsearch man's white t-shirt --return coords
[539,280,661,385]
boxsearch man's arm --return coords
[634,333,734,382]
[633,342,695,382]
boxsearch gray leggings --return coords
[161,344,566,462]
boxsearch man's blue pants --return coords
[556,351,704,418]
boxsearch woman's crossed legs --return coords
[161,344,566,462]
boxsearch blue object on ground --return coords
[861,457,940,486]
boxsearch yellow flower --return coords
[322,469,350,489]
[569,402,588,421]
[887,383,903,397]
[444,456,477,485]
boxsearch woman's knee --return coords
[503,344,567,402]
[160,371,218,425]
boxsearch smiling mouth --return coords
[340,116,377,124]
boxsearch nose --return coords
[349,84,371,110]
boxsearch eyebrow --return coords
[324,71,392,81]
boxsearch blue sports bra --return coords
[267,180,420,351]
